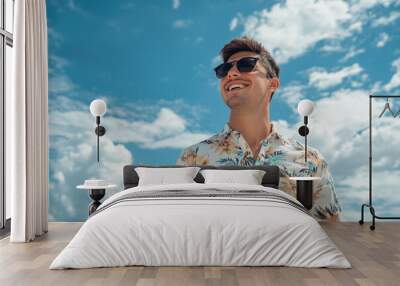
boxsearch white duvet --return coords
[50,183,351,269]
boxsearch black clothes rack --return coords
[359,95,400,230]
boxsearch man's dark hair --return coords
[220,36,280,99]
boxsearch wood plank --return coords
[0,222,399,286]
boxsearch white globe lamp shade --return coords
[297,99,314,116]
[90,99,107,117]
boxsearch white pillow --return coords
[135,167,200,186]
[200,169,266,185]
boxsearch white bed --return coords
[50,183,351,269]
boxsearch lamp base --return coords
[95,126,106,136]
[88,189,105,215]
[298,125,309,136]
[296,180,313,210]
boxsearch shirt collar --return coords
[221,121,281,142]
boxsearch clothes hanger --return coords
[378,97,395,118]
[394,104,400,118]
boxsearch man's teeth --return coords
[228,84,246,91]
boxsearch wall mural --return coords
[47,0,400,222]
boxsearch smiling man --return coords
[177,36,341,220]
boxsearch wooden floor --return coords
[0,222,399,286]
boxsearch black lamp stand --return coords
[94,116,106,162]
[88,189,106,215]
[296,180,313,210]
[296,116,314,209]
[298,116,309,163]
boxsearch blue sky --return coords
[47,0,400,221]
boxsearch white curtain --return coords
[9,0,49,242]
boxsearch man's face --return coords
[219,51,277,112]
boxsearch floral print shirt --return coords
[176,122,341,220]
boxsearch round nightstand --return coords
[289,177,321,210]
[77,183,117,215]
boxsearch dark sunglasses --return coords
[214,57,259,79]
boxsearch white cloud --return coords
[384,58,400,91]
[144,132,213,149]
[54,171,65,183]
[50,95,211,151]
[172,19,191,29]
[49,96,133,220]
[49,75,75,94]
[235,0,398,64]
[49,54,70,74]
[340,46,365,62]
[67,0,89,16]
[211,55,222,67]
[376,32,389,48]
[48,95,212,220]
[372,11,400,26]
[239,0,354,63]
[273,84,400,220]
[108,97,209,129]
[348,73,368,89]
[49,131,132,220]
[107,107,211,148]
[279,83,306,109]
[46,45,212,220]
[308,64,364,90]
[48,27,63,48]
[272,119,297,140]
[48,52,74,93]
[268,85,400,220]
[172,0,180,9]
[230,17,238,31]
[320,43,343,53]
[350,0,398,13]
[300,88,400,220]
[309,89,369,164]
[50,54,69,70]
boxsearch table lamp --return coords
[89,99,107,162]
[297,99,314,163]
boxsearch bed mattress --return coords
[50,183,350,269]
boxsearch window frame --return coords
[0,0,14,231]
